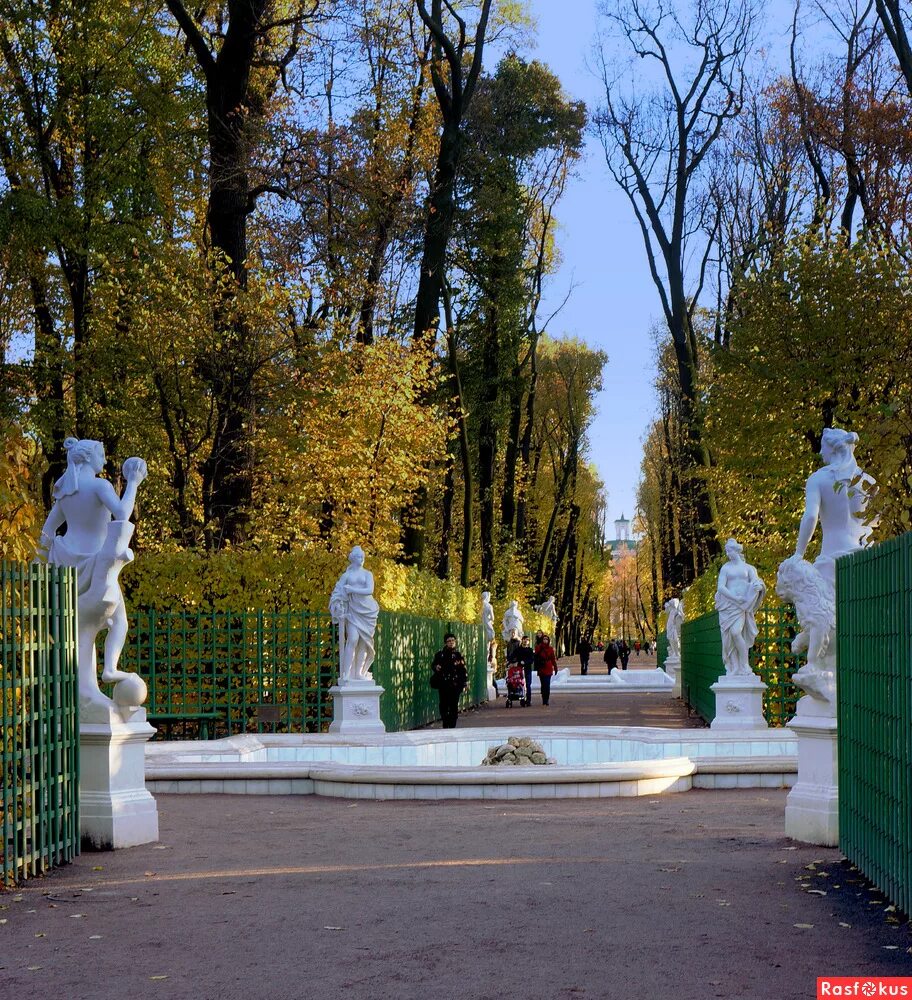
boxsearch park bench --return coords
[148,710,222,740]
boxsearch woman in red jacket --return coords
[534,634,558,707]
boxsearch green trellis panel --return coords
[657,631,668,670]
[123,608,488,737]
[123,609,338,738]
[373,613,487,733]
[681,611,724,723]
[838,532,912,917]
[681,605,803,726]
[1,562,79,886]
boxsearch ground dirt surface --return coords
[3,790,909,1000]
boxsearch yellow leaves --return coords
[0,422,40,561]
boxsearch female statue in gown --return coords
[329,546,380,684]
[715,539,766,676]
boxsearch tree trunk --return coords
[413,121,461,343]
[436,454,455,579]
[499,371,524,548]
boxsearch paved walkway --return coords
[436,691,702,730]
[429,652,701,730]
[4,792,907,1000]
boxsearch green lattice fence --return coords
[1,562,79,886]
[123,609,337,738]
[681,611,723,722]
[657,631,668,670]
[681,606,803,726]
[838,532,912,916]
[373,614,487,732]
[123,608,487,737]
[753,605,803,727]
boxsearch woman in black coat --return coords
[430,633,468,728]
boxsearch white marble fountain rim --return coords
[146,726,797,787]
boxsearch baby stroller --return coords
[505,663,526,708]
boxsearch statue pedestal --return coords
[80,709,159,850]
[329,681,386,735]
[785,695,838,846]
[664,655,681,697]
[710,674,768,730]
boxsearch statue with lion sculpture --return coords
[776,427,876,705]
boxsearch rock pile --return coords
[480,736,555,766]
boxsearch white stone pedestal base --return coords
[710,674,768,730]
[80,709,159,850]
[665,655,681,697]
[329,681,386,735]
[785,696,838,846]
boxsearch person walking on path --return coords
[634,640,641,656]
[515,635,535,707]
[430,633,467,728]
[619,640,630,670]
[604,639,618,672]
[535,634,558,707]
[576,636,592,675]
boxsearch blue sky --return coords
[525,0,666,533]
[524,0,798,535]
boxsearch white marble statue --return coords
[664,598,684,660]
[776,427,875,703]
[535,594,558,628]
[481,591,495,644]
[38,438,148,719]
[501,600,524,643]
[329,546,380,684]
[715,539,766,676]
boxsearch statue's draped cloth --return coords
[715,589,760,670]
[330,572,379,660]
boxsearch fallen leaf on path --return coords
[34,933,45,938]
[793,923,814,929]
[884,946,899,950]
[839,922,851,928]
[27,966,41,971]
[144,872,156,877]
[807,890,827,896]
[150,975,169,980]
[89,935,102,940]
[324,926,343,931]
[69,914,86,919]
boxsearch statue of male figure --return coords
[38,438,148,718]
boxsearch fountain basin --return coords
[146,726,796,800]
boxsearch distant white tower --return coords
[614,513,631,545]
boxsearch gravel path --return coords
[2,791,908,1000]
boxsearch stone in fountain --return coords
[39,437,158,849]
